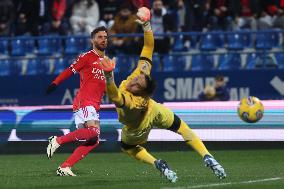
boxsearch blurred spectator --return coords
[273,9,284,28]
[175,0,186,31]
[183,0,210,32]
[258,10,274,30]
[198,75,229,101]
[14,0,49,36]
[109,3,138,54]
[97,0,121,29]
[177,0,210,50]
[151,0,176,69]
[229,0,261,31]
[42,0,69,35]
[128,0,150,9]
[0,0,14,36]
[208,0,233,31]
[70,0,100,34]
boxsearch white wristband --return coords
[142,22,152,32]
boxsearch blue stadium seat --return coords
[269,29,281,47]
[255,32,273,50]
[65,37,80,55]
[10,59,22,75]
[0,59,10,76]
[152,55,161,72]
[162,55,175,72]
[263,54,278,68]
[50,36,62,54]
[54,58,67,74]
[25,38,36,54]
[77,36,90,52]
[200,34,217,51]
[274,52,284,69]
[188,34,200,49]
[172,35,186,52]
[115,55,133,73]
[26,59,39,75]
[38,37,51,55]
[218,53,242,70]
[191,54,214,71]
[40,59,54,75]
[38,35,62,55]
[169,54,186,71]
[245,53,263,69]
[0,39,9,55]
[227,33,244,50]
[242,30,254,48]
[11,38,26,56]
[215,33,225,48]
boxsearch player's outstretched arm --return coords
[136,7,154,63]
[101,57,124,107]
[46,68,73,95]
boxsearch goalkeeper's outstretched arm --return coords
[101,58,124,107]
[139,22,154,62]
[134,7,154,75]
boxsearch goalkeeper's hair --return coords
[144,75,157,96]
[91,26,108,38]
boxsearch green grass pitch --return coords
[0,150,283,189]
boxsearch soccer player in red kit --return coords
[45,26,108,176]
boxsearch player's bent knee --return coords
[120,141,137,151]
[85,136,99,146]
[167,114,181,132]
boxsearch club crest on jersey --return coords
[140,61,150,75]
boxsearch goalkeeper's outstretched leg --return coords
[173,116,227,179]
[121,142,178,182]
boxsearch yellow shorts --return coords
[121,102,175,145]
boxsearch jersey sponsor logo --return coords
[91,67,105,81]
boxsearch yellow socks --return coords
[123,145,156,165]
[177,120,212,158]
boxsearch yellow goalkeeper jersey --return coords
[114,31,155,129]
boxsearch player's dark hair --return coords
[144,75,157,96]
[91,26,108,38]
[215,74,224,82]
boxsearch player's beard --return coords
[95,43,107,52]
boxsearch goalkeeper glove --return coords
[100,57,116,84]
[46,83,57,95]
[136,7,151,32]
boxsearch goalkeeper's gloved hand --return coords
[100,57,116,84]
[135,7,151,32]
[46,83,57,95]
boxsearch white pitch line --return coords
[161,177,283,189]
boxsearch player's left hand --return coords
[135,7,151,31]
[100,57,116,73]
[46,83,57,95]
[136,7,151,23]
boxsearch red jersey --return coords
[69,50,106,111]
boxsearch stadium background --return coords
[0,0,284,188]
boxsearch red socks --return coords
[56,127,100,145]
[60,140,99,168]
[57,127,100,168]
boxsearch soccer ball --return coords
[238,96,264,123]
[137,7,151,22]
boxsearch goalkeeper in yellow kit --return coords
[101,7,226,183]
